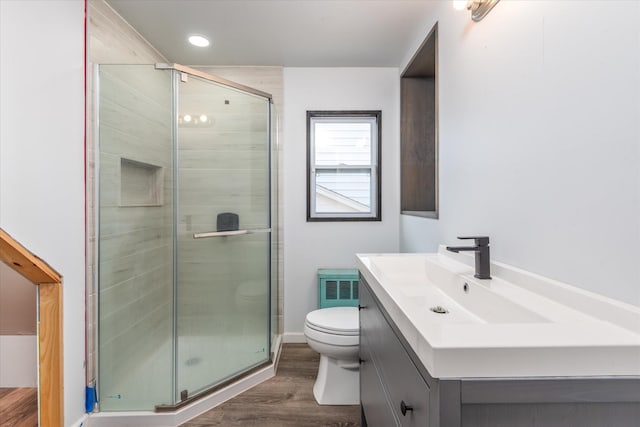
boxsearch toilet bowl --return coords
[304,306,359,405]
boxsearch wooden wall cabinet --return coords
[401,24,438,218]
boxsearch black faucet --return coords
[446,236,492,280]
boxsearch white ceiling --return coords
[106,0,435,67]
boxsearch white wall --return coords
[0,263,37,334]
[399,1,640,306]
[0,336,38,387]
[0,264,37,388]
[283,68,400,338]
[0,0,86,425]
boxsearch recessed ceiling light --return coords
[188,35,210,47]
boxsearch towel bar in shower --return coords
[193,228,271,239]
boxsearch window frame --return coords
[306,110,382,222]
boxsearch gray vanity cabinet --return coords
[360,278,433,427]
[359,274,640,427]
[360,339,399,427]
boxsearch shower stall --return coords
[95,64,279,411]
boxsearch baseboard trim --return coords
[272,334,284,372]
[283,332,306,343]
[69,413,89,427]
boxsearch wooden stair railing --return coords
[0,228,63,427]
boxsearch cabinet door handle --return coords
[358,304,367,310]
[400,400,413,416]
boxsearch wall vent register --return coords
[318,269,359,308]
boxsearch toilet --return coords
[304,306,360,405]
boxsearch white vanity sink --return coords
[356,247,640,378]
[369,254,548,324]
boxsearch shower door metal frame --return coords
[156,63,272,99]
[156,63,275,411]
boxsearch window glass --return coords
[314,122,372,166]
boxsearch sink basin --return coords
[356,247,640,378]
[369,254,548,324]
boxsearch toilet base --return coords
[313,354,360,405]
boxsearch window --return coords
[307,111,381,221]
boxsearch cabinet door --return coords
[361,281,431,427]
[361,334,400,427]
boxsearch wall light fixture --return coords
[453,0,500,22]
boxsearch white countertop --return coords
[356,247,640,379]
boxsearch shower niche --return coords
[96,64,278,411]
[119,158,164,207]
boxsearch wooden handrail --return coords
[0,229,61,283]
[0,228,64,427]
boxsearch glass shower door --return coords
[97,65,175,411]
[175,73,271,399]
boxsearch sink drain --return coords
[430,306,449,314]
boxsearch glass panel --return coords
[98,65,174,411]
[176,74,270,398]
[315,168,372,213]
[270,106,280,353]
[313,120,373,166]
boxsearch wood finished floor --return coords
[181,344,360,427]
[0,388,37,427]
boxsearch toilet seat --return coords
[304,324,359,347]
[304,322,358,336]
[305,307,359,334]
[304,307,359,347]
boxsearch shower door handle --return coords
[193,228,271,239]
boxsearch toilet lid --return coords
[305,307,359,335]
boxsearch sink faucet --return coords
[446,236,492,279]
